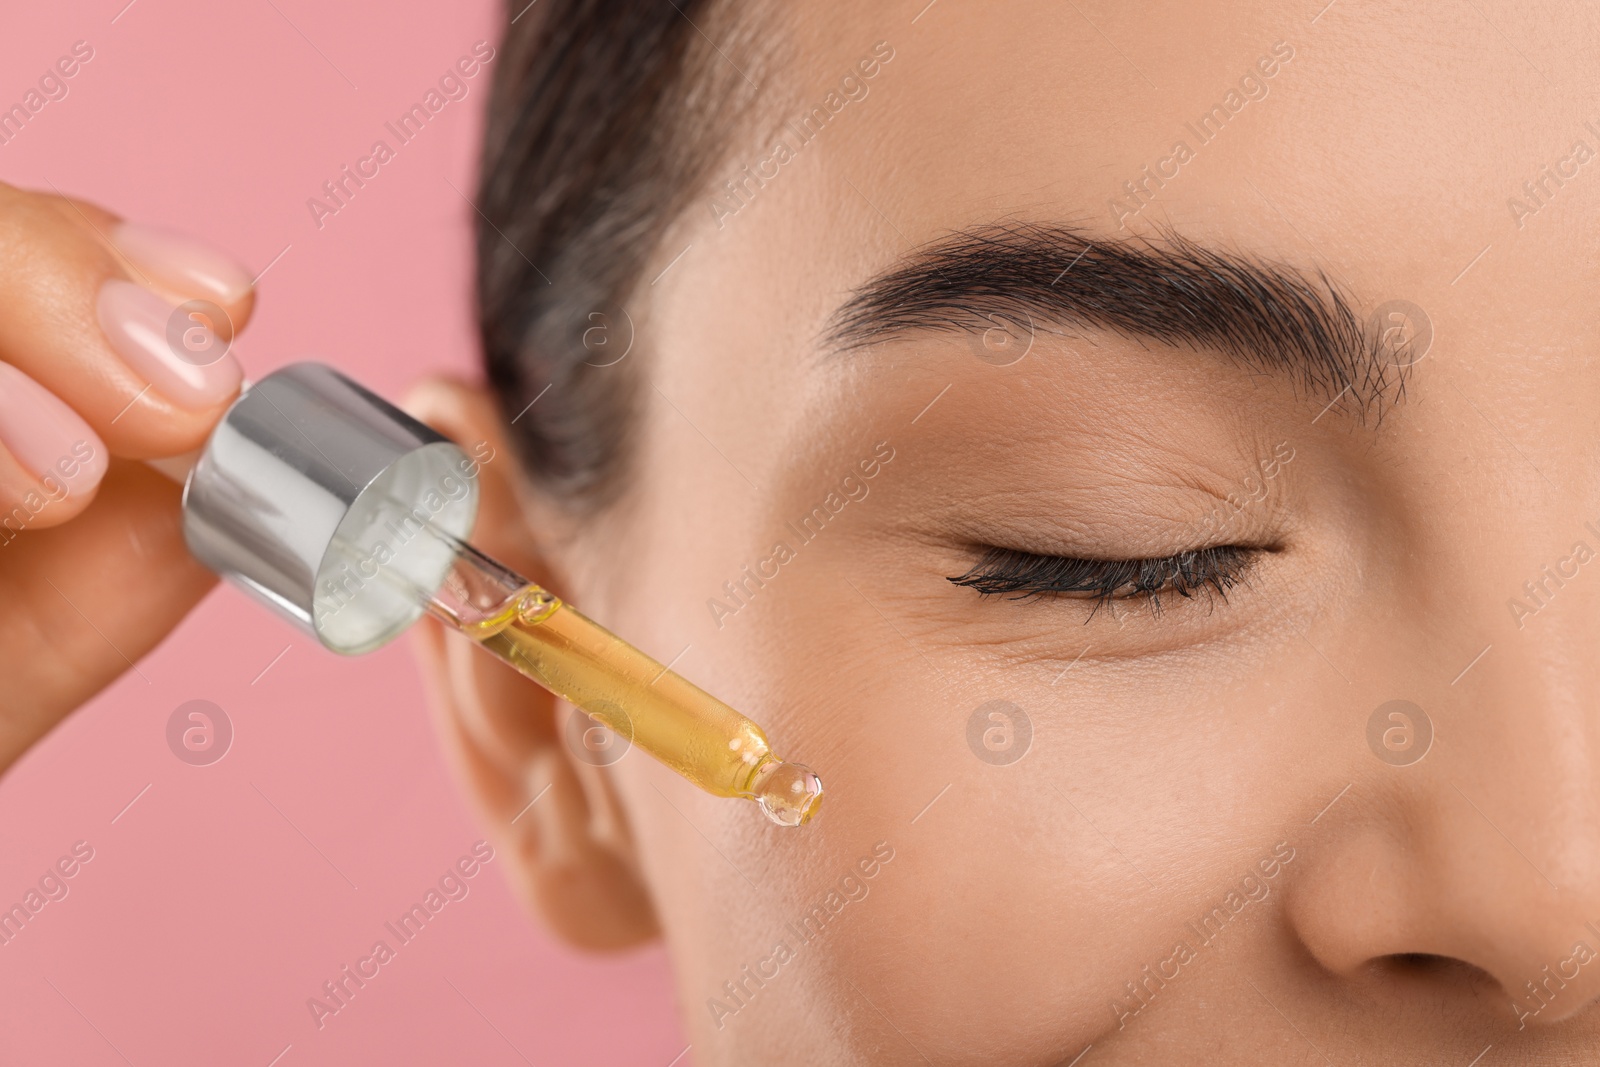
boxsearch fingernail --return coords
[97,278,242,410]
[112,222,254,305]
[0,361,108,494]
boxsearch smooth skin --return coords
[410,2,1600,1064]
[12,0,1600,1064]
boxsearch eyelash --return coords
[947,545,1255,614]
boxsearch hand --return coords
[0,182,254,773]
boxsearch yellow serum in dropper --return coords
[425,539,824,826]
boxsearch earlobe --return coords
[404,376,660,951]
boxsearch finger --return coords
[0,182,252,459]
[0,360,108,531]
[97,216,256,338]
[0,460,214,770]
[55,194,257,334]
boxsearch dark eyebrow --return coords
[826,221,1407,413]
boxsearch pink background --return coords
[0,1,685,1063]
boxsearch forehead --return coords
[778,0,1575,238]
[678,0,1592,277]
[634,1,1595,487]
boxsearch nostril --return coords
[1377,953,1498,993]
[1391,952,1453,972]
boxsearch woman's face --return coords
[425,1,1600,1061]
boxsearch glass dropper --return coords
[420,533,825,826]
[175,362,823,828]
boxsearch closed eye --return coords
[947,544,1257,615]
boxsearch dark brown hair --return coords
[475,0,758,509]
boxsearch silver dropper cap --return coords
[181,362,480,655]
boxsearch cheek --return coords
[662,499,1329,1051]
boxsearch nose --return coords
[1284,612,1600,1030]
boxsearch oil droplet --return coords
[749,760,824,827]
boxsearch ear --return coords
[402,375,659,950]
